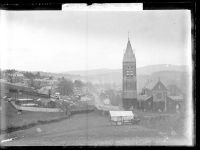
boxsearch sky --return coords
[0,9,191,73]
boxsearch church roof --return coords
[152,80,168,91]
[167,95,184,101]
[123,39,135,62]
[144,79,168,91]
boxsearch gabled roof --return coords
[152,80,168,91]
[144,79,167,91]
[123,39,135,62]
[144,80,157,90]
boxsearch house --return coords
[34,79,51,87]
[0,79,50,101]
[12,72,24,83]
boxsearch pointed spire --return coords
[123,34,135,62]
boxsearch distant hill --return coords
[65,64,189,76]
[38,72,82,81]
[61,64,190,93]
[137,64,189,75]
[65,69,120,76]
[5,64,189,93]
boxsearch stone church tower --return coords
[122,37,137,110]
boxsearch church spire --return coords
[123,34,135,62]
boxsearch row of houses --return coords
[137,79,184,113]
[0,79,50,100]
[1,71,57,89]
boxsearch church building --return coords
[138,79,184,113]
[122,37,138,110]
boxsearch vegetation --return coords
[85,82,96,93]
[57,77,74,96]
[23,71,44,79]
[29,78,42,90]
[4,69,17,83]
[0,101,94,134]
[74,80,84,88]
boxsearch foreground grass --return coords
[133,110,187,137]
[0,101,94,134]
[1,112,192,146]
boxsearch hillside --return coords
[61,64,190,92]
[2,64,189,93]
[137,64,189,75]
[65,64,189,76]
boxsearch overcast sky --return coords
[0,10,191,73]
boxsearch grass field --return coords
[1,110,192,146]
[0,100,67,131]
[0,98,192,146]
[132,109,187,136]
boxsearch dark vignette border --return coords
[0,0,197,148]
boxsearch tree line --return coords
[56,77,93,96]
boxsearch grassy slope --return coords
[132,110,187,136]
[1,112,190,146]
[0,100,66,130]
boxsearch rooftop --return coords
[168,95,184,101]
[109,111,134,117]
[144,79,168,91]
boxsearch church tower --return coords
[122,36,137,110]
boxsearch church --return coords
[122,37,138,110]
[122,36,184,112]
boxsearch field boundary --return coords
[0,109,94,134]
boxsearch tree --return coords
[85,82,96,92]
[23,71,35,79]
[74,80,84,88]
[5,69,16,83]
[36,72,41,79]
[57,78,74,96]
[49,76,53,80]
[0,70,2,79]
[29,79,42,90]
